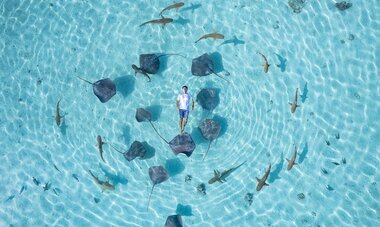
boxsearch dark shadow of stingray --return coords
[196,87,221,113]
[165,158,185,177]
[300,82,308,103]
[120,125,131,145]
[176,204,193,216]
[180,3,202,13]
[209,52,224,73]
[145,105,162,121]
[268,152,284,183]
[155,53,170,74]
[114,75,135,97]
[219,35,245,47]
[274,53,287,72]
[298,142,308,164]
[190,127,208,145]
[212,115,228,137]
[99,164,128,186]
[173,16,190,25]
[140,141,156,160]
[60,118,68,136]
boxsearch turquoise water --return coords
[1,0,379,226]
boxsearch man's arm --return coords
[176,99,180,110]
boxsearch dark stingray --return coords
[77,76,116,103]
[196,88,220,111]
[147,166,169,209]
[165,215,183,227]
[191,53,228,82]
[169,132,196,157]
[136,108,195,157]
[199,119,221,160]
[133,53,185,81]
[109,140,146,161]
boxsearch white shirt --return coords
[177,93,192,110]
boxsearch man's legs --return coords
[183,119,188,133]
[179,118,183,134]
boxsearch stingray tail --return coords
[149,121,169,144]
[147,184,156,210]
[108,143,124,154]
[203,141,212,161]
[157,53,186,58]
[76,76,93,85]
[210,69,229,83]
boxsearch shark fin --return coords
[256,177,260,182]
[286,158,290,162]
[289,102,292,105]
[264,182,269,186]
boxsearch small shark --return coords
[140,16,174,29]
[52,99,64,127]
[195,32,224,43]
[286,144,298,171]
[132,64,151,82]
[159,2,185,16]
[256,163,271,191]
[289,88,300,113]
[208,161,246,184]
[89,170,115,192]
[96,135,106,163]
[257,52,270,73]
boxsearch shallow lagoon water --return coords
[1,0,379,226]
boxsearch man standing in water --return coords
[176,85,194,134]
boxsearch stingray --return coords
[136,108,196,157]
[168,132,196,157]
[132,53,185,81]
[199,119,221,160]
[191,53,228,82]
[196,88,220,111]
[147,165,169,209]
[110,140,146,161]
[77,76,116,103]
[165,215,183,227]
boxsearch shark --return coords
[53,99,64,127]
[256,163,271,191]
[159,2,185,16]
[289,88,300,113]
[131,64,151,82]
[195,32,224,43]
[257,52,270,73]
[140,16,173,29]
[96,135,106,163]
[208,161,246,184]
[286,144,298,171]
[89,170,115,192]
